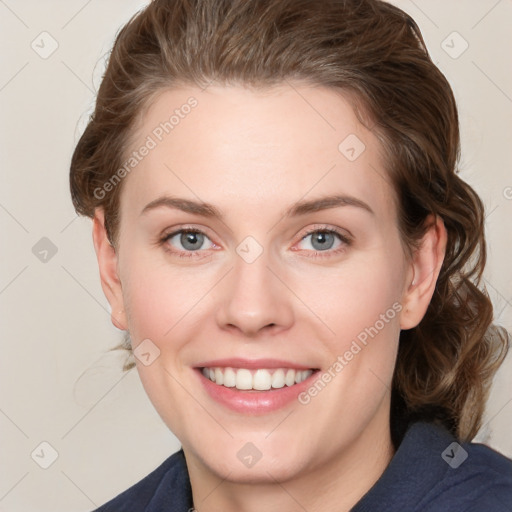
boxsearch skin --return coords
[93,83,447,512]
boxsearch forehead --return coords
[120,83,393,221]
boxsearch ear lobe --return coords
[400,215,447,330]
[92,209,127,331]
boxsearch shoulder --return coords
[428,431,512,511]
[353,421,512,512]
[92,449,192,512]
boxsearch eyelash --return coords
[159,226,352,260]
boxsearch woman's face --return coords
[99,83,420,483]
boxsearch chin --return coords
[194,442,310,484]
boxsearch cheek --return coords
[119,246,217,345]
[305,246,405,413]
[309,248,406,348]
[296,258,404,426]
[117,249,199,433]
[118,247,176,341]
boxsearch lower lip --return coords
[195,368,319,414]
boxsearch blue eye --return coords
[297,228,351,257]
[160,226,351,259]
[162,229,214,258]
[302,230,338,251]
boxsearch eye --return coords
[295,227,352,257]
[159,226,352,260]
[161,228,216,258]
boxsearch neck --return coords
[185,407,394,512]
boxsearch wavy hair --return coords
[69,0,509,441]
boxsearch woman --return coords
[69,0,512,510]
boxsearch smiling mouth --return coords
[200,367,319,391]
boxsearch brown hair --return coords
[70,0,509,441]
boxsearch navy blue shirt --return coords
[93,422,512,511]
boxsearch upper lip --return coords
[195,358,317,370]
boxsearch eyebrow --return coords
[140,193,374,219]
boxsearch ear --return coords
[400,214,447,330]
[92,209,127,331]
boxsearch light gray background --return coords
[0,1,511,510]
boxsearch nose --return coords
[214,249,295,338]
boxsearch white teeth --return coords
[201,367,313,390]
[253,369,272,390]
[285,369,296,387]
[236,369,253,390]
[214,368,224,385]
[271,369,285,389]
[223,367,236,387]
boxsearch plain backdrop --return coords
[0,1,511,510]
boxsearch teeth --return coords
[201,367,313,390]
[224,367,236,387]
[271,369,285,389]
[214,368,224,386]
[253,369,271,390]
[236,369,253,390]
[285,369,295,387]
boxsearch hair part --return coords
[70,0,510,441]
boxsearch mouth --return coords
[193,359,320,413]
[200,366,315,391]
